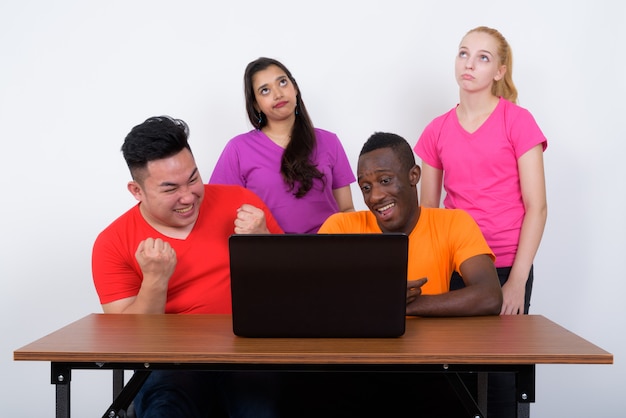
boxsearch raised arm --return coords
[406,254,502,316]
[419,162,444,208]
[102,238,176,314]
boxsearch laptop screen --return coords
[229,233,408,338]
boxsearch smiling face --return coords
[455,31,506,94]
[357,147,421,234]
[128,148,204,238]
[251,64,299,125]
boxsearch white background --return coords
[1,1,624,416]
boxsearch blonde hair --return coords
[466,26,518,103]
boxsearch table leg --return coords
[517,403,530,418]
[51,363,70,418]
[477,372,488,415]
[113,369,125,401]
[102,370,151,418]
[516,365,534,418]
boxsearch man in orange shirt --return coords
[320,131,502,316]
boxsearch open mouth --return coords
[175,205,194,214]
[376,202,395,218]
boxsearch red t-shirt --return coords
[92,185,283,314]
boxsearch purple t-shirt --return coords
[209,128,355,234]
[415,98,547,267]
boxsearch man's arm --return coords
[406,254,502,316]
[101,238,176,314]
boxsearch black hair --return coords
[243,57,324,198]
[360,132,416,171]
[121,116,191,180]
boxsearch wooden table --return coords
[14,314,612,418]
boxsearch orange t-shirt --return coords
[318,207,494,295]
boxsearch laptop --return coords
[228,233,408,338]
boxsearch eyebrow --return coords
[460,46,494,57]
[357,168,389,181]
[158,167,198,187]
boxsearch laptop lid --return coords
[229,233,408,338]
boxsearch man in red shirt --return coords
[92,115,283,417]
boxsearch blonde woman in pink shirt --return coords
[415,25,547,417]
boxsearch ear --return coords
[127,181,144,202]
[409,164,421,187]
[494,65,507,81]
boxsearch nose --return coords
[368,183,386,204]
[177,185,196,204]
[465,57,475,70]
[273,86,283,100]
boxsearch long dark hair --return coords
[244,57,324,198]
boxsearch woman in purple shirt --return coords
[210,57,355,233]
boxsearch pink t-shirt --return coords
[415,98,547,267]
[210,128,355,234]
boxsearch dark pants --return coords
[450,265,535,418]
[450,265,534,314]
[133,370,280,418]
[280,371,472,417]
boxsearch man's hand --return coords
[234,204,270,234]
[406,277,428,305]
[135,237,177,288]
[102,238,176,314]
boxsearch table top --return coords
[14,314,613,365]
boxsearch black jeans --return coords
[450,265,534,314]
[450,265,535,418]
[280,371,473,417]
[134,370,280,418]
